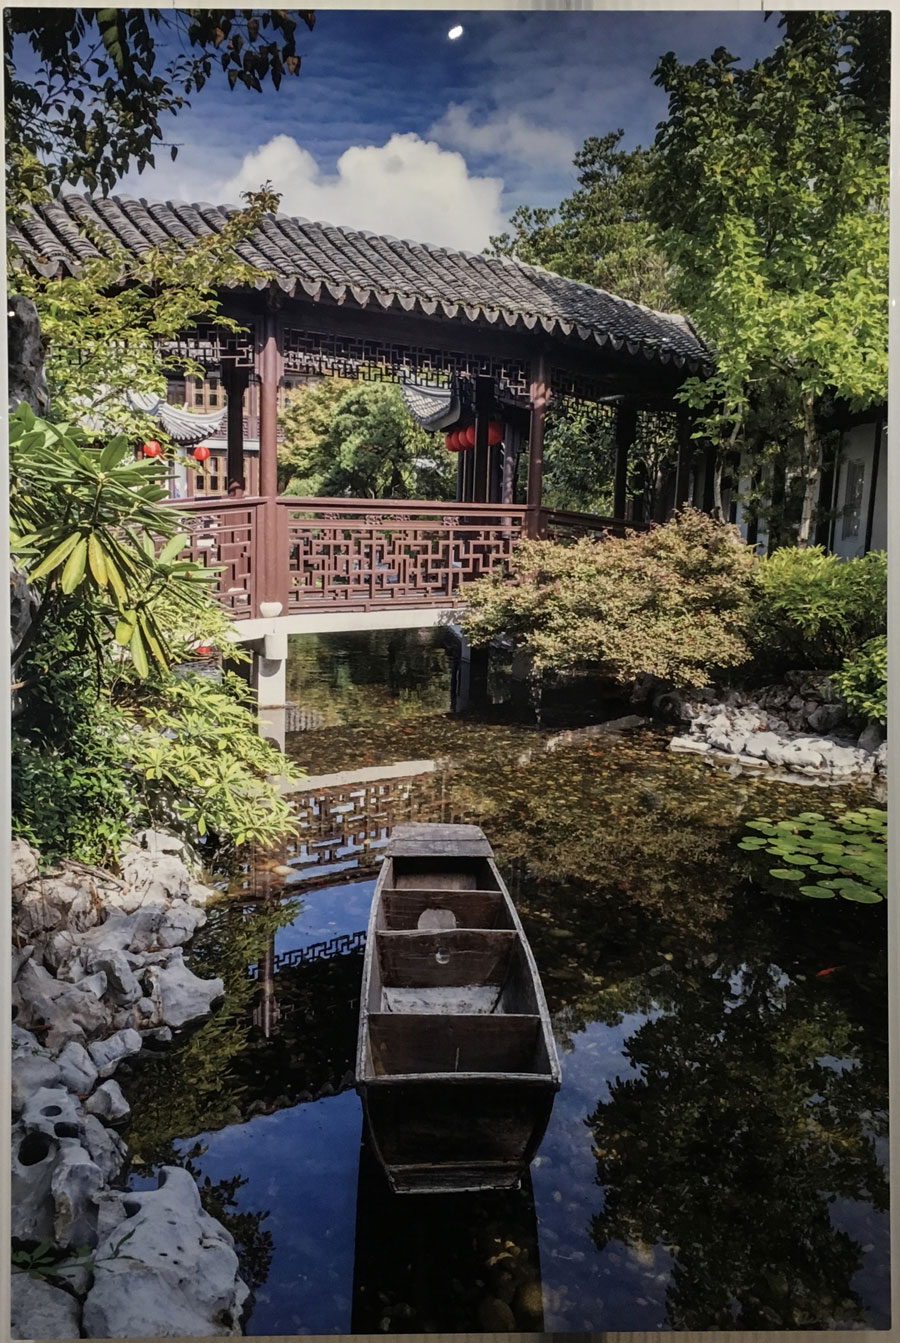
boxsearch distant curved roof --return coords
[78,388,225,445]
[10,194,711,374]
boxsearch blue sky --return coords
[50,10,783,250]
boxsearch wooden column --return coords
[614,401,637,521]
[473,375,493,503]
[673,408,693,511]
[257,307,283,607]
[702,442,717,513]
[501,425,518,505]
[222,360,250,497]
[527,353,549,535]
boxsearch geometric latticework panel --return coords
[173,499,260,618]
[280,499,528,611]
[283,327,530,397]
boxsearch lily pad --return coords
[769,868,805,881]
[840,886,883,904]
[780,852,817,865]
[795,812,826,823]
[799,885,837,899]
[811,864,838,875]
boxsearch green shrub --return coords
[832,636,887,726]
[749,547,886,672]
[461,507,757,688]
[122,671,301,851]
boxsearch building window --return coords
[842,459,866,539]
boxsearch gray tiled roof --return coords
[10,194,711,373]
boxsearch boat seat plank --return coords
[367,1012,545,1076]
[382,889,507,931]
[375,929,516,989]
[388,823,493,857]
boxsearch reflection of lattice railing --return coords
[170,497,262,618]
[279,498,528,611]
[282,327,530,396]
[248,930,367,976]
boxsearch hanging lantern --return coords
[194,444,211,462]
[142,439,162,457]
[464,424,477,447]
[488,421,503,446]
[445,432,459,452]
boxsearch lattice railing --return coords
[167,497,262,618]
[278,498,528,611]
[538,507,651,542]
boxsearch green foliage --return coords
[123,672,301,851]
[650,15,888,542]
[10,405,216,678]
[833,636,887,727]
[739,808,886,903]
[749,547,886,672]
[487,130,671,309]
[4,9,313,208]
[541,403,617,513]
[279,379,454,499]
[13,187,281,436]
[461,508,757,688]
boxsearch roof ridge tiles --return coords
[24,194,711,370]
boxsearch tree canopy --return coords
[487,130,670,310]
[279,379,455,500]
[4,8,314,209]
[649,12,889,540]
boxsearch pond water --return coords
[123,630,890,1334]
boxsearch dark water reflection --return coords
[123,630,890,1333]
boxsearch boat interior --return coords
[361,853,555,1081]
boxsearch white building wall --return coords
[831,421,883,559]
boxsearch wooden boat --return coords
[355,822,561,1194]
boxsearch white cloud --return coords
[428,103,576,172]
[220,132,506,252]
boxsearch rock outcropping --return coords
[10,832,247,1338]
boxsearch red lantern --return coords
[194,444,211,462]
[464,424,477,447]
[488,421,503,446]
[142,439,162,457]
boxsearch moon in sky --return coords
[448,25,463,40]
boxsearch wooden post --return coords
[702,442,717,513]
[222,360,250,497]
[258,306,283,607]
[473,375,492,503]
[614,401,637,521]
[673,408,693,511]
[527,353,549,536]
[501,424,517,505]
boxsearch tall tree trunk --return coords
[797,390,822,548]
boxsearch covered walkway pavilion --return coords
[14,195,713,708]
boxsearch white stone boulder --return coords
[85,1079,131,1124]
[11,837,40,888]
[118,844,193,908]
[11,1271,82,1340]
[11,1025,62,1115]
[82,1166,249,1338]
[55,1040,99,1096]
[82,1114,128,1183]
[12,960,110,1050]
[51,1140,103,1247]
[88,1028,143,1079]
[143,950,224,1030]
